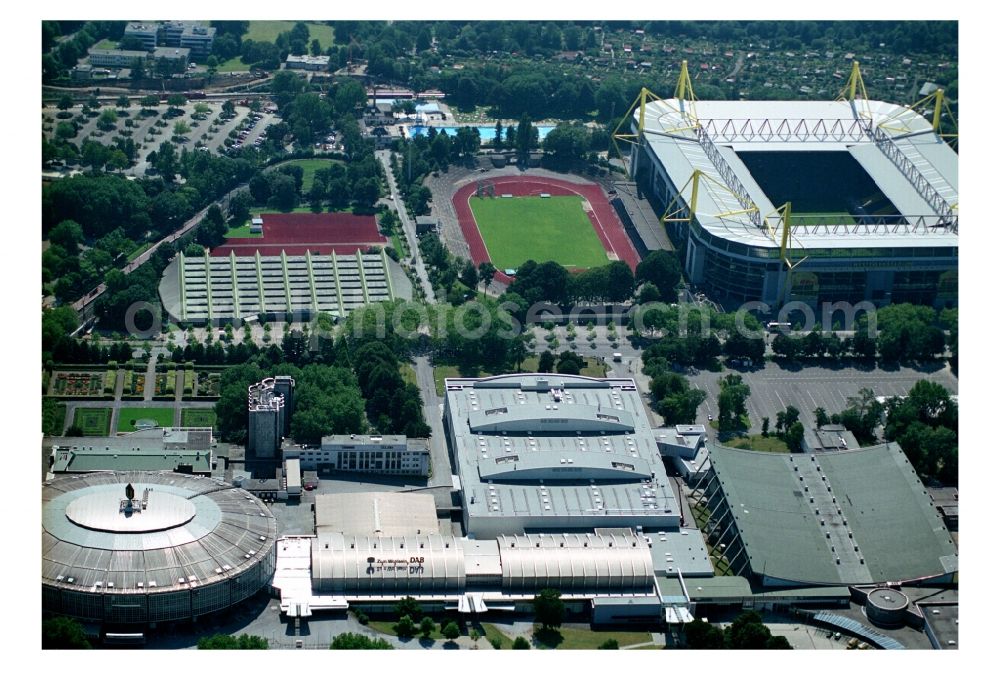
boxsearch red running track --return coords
[451,176,640,284]
[211,212,386,257]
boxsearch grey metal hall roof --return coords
[42,472,277,594]
[706,442,957,586]
[444,374,680,537]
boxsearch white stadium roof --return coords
[637,98,958,251]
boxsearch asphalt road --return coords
[376,149,435,300]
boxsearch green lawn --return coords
[245,21,335,50]
[480,624,514,649]
[127,241,152,262]
[250,206,316,216]
[180,408,217,429]
[279,158,342,193]
[399,363,417,387]
[535,627,654,650]
[43,399,67,436]
[117,406,175,432]
[216,55,251,72]
[224,224,264,238]
[469,195,609,270]
[368,620,446,641]
[723,434,791,453]
[72,407,112,436]
[93,38,117,50]
[391,232,405,256]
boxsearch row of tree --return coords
[684,610,792,649]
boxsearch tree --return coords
[786,421,805,450]
[761,416,770,437]
[419,616,436,639]
[515,113,538,157]
[57,94,74,111]
[532,588,565,630]
[393,615,417,638]
[96,108,118,131]
[635,250,682,300]
[394,596,421,620]
[116,95,130,109]
[637,282,660,304]
[329,633,394,649]
[512,636,531,650]
[196,204,228,248]
[229,190,252,225]
[650,373,706,425]
[459,260,478,290]
[173,120,192,138]
[470,629,481,648]
[48,220,84,253]
[814,407,830,427]
[597,639,619,649]
[42,616,91,649]
[197,633,268,649]
[478,261,497,290]
[723,611,790,650]
[442,621,461,642]
[538,350,555,373]
[684,619,724,649]
[717,373,750,432]
[153,141,178,180]
[605,260,635,303]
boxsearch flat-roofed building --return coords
[248,377,291,462]
[292,434,430,476]
[286,54,330,71]
[314,492,439,537]
[123,22,159,50]
[47,427,214,479]
[284,457,301,498]
[444,373,680,538]
[152,46,190,69]
[695,442,958,586]
[179,24,215,59]
[88,48,147,68]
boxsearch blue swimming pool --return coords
[407,124,555,140]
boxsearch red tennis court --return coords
[211,212,387,257]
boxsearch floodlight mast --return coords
[611,61,699,179]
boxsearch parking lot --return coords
[42,99,279,176]
[688,360,958,435]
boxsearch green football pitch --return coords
[469,195,610,270]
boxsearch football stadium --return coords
[622,63,958,308]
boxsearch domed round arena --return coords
[42,471,277,627]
